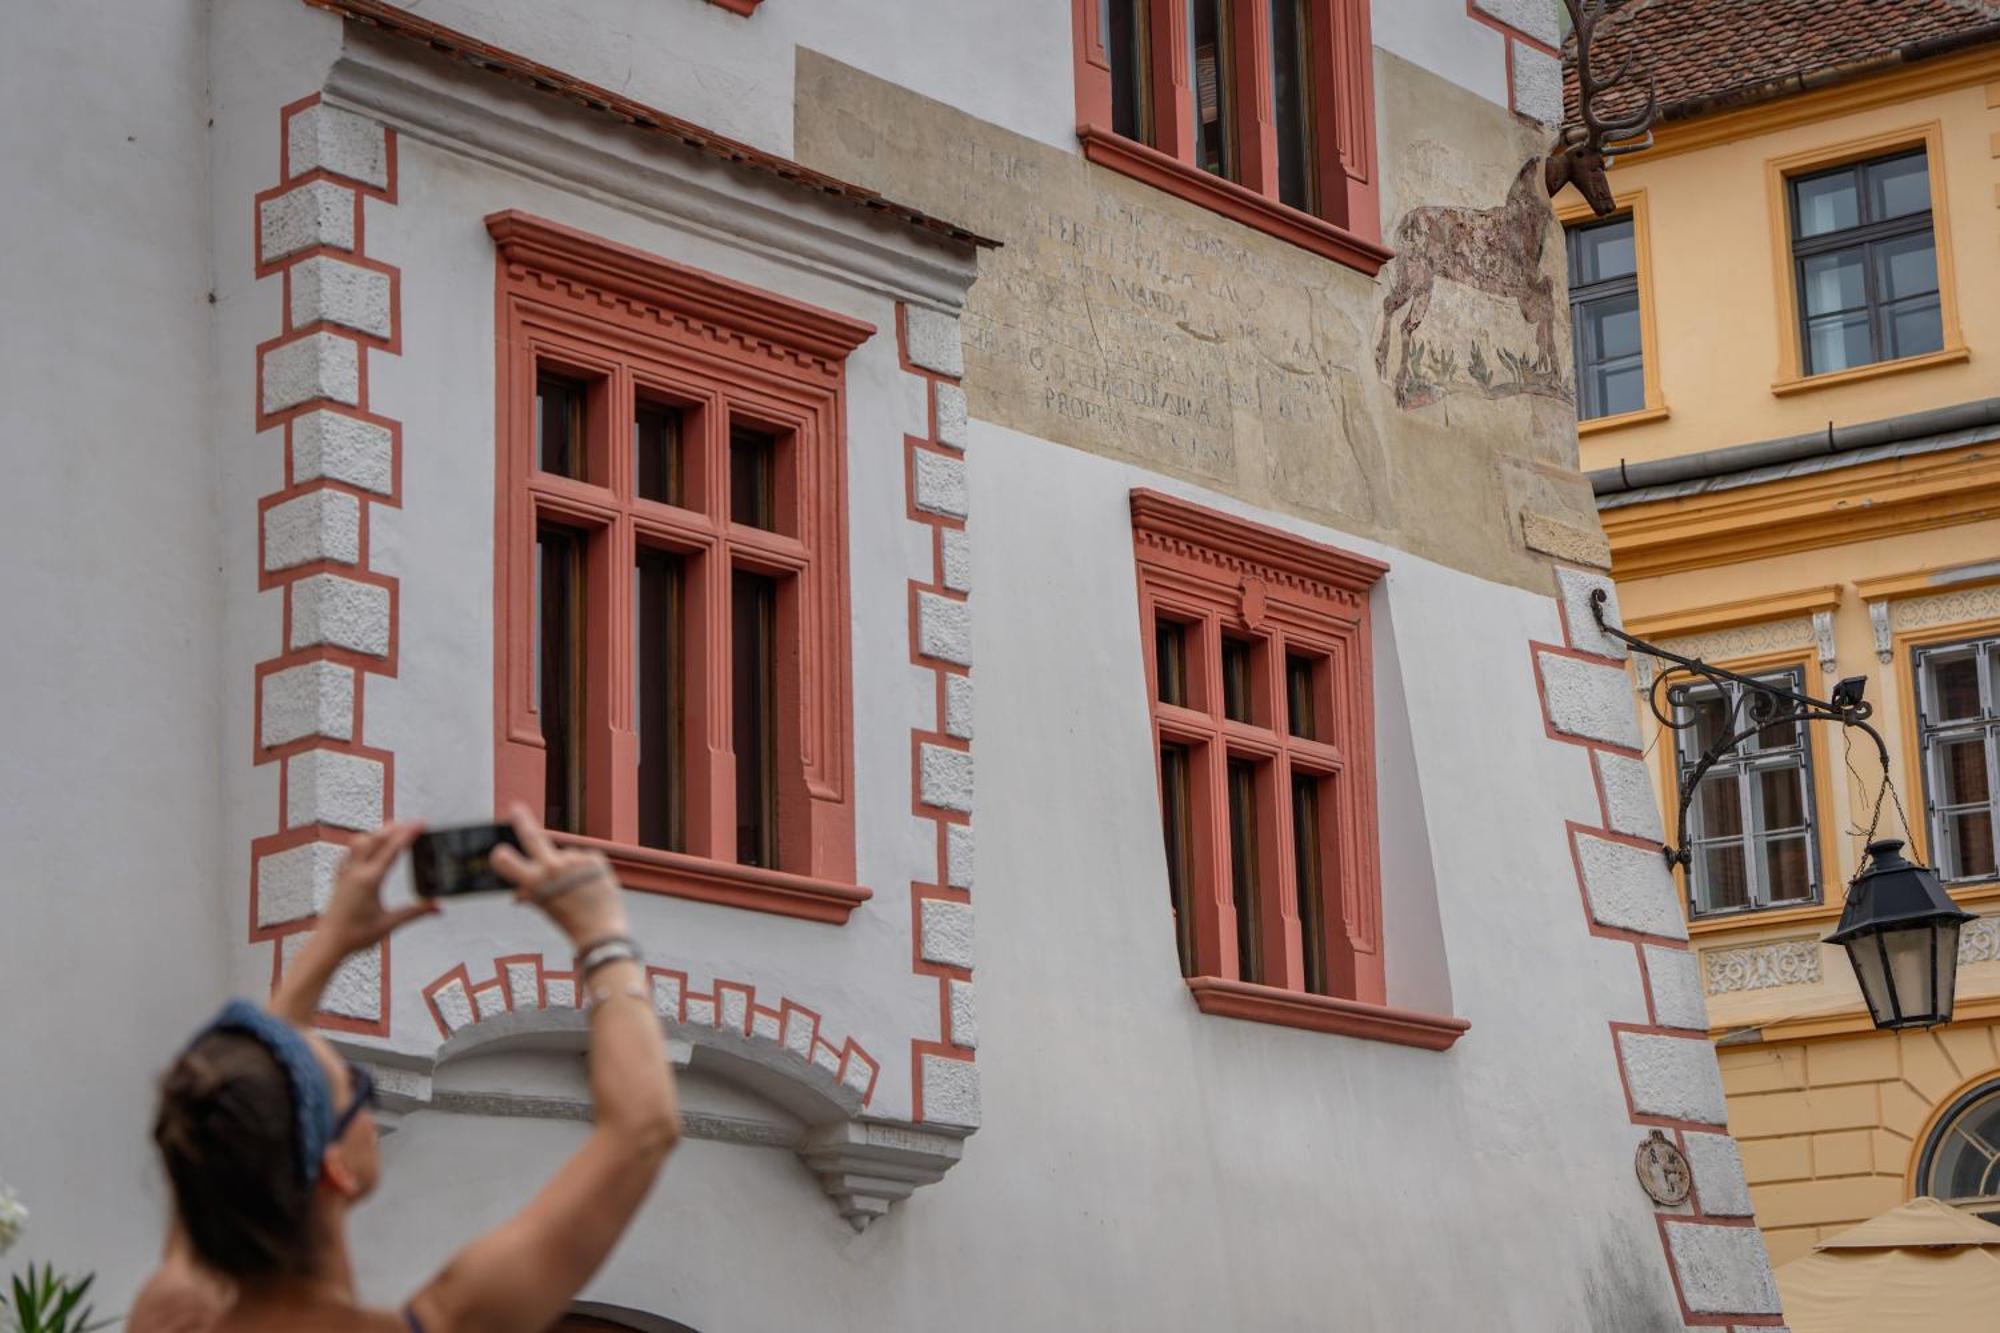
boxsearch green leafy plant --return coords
[3,1265,113,1333]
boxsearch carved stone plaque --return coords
[1635,1129,1691,1207]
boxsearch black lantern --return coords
[1825,840,1973,1031]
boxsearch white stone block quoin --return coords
[945,672,974,740]
[1662,1222,1781,1316]
[1577,832,1688,940]
[1619,1032,1730,1125]
[265,489,362,571]
[262,331,361,415]
[431,977,476,1033]
[1539,650,1643,748]
[286,748,385,830]
[946,822,974,889]
[949,979,978,1049]
[1598,751,1665,842]
[473,984,507,1020]
[504,961,539,1010]
[290,573,391,656]
[934,381,969,447]
[1683,1132,1755,1217]
[920,743,974,813]
[290,255,392,340]
[941,527,972,593]
[918,591,973,666]
[1644,944,1708,1031]
[920,1053,981,1128]
[260,179,356,263]
[256,840,345,927]
[1555,566,1628,661]
[293,410,393,494]
[1510,42,1562,125]
[282,933,381,1021]
[913,449,969,519]
[261,660,355,747]
[1472,0,1560,45]
[905,306,964,377]
[287,102,390,189]
[920,899,975,969]
[839,1052,874,1096]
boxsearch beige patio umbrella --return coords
[1775,1196,2000,1332]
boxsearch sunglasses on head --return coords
[331,1059,379,1141]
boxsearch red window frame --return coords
[1132,490,1464,1049]
[488,211,874,924]
[1069,0,1389,274]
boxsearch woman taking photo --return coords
[131,805,680,1333]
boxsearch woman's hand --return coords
[490,802,629,947]
[318,820,435,955]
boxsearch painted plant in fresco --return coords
[1375,157,1571,411]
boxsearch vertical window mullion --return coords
[1231,0,1275,195]
[1150,0,1193,161]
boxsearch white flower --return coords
[0,1186,26,1255]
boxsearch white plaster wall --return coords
[1373,0,1513,112]
[343,425,1688,1330]
[0,0,226,1299]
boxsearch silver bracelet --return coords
[576,935,642,979]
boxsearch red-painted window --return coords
[489,211,874,924]
[1070,0,1387,273]
[1131,490,1390,1012]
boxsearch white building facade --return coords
[1,1,1785,1328]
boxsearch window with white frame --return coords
[1916,637,2000,885]
[1675,668,1822,918]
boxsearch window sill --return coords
[551,832,871,925]
[1770,345,1969,397]
[1687,899,1835,937]
[1577,403,1670,436]
[1077,126,1391,277]
[1185,977,1468,1050]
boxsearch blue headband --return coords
[188,998,336,1185]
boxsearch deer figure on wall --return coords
[1374,0,1656,407]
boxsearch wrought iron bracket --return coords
[1587,589,1888,870]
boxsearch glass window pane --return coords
[1697,843,1751,914]
[732,571,778,867]
[1884,297,1944,361]
[1227,758,1262,982]
[729,426,777,530]
[1794,170,1860,237]
[1270,0,1312,212]
[1286,654,1317,739]
[1292,774,1328,995]
[1576,218,1636,283]
[1868,152,1930,221]
[1938,737,1992,808]
[535,373,587,479]
[1801,249,1867,315]
[1944,810,1998,882]
[1680,688,1732,757]
[1874,233,1939,301]
[1752,705,1800,753]
[1762,835,1814,902]
[1926,1087,2000,1208]
[537,525,586,833]
[635,401,685,506]
[1190,0,1234,180]
[1222,637,1253,723]
[1156,621,1189,707]
[1756,765,1809,832]
[1596,362,1646,419]
[1160,743,1196,976]
[1806,312,1873,374]
[1692,773,1743,841]
[1583,291,1643,361]
[1927,649,1983,722]
[1107,0,1149,143]
[636,549,683,852]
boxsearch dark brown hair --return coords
[153,1031,317,1278]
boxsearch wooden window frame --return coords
[1131,490,1465,1050]
[489,211,874,924]
[1556,187,1667,435]
[1913,635,2000,889]
[1070,0,1390,275]
[1763,123,1968,395]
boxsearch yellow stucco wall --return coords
[1576,46,2000,1263]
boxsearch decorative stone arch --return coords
[400,957,961,1229]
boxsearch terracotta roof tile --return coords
[1562,0,2000,129]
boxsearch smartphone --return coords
[410,823,523,898]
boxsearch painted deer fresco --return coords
[1375,0,1656,408]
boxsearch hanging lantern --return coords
[1825,840,1973,1031]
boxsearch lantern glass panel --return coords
[1938,920,1965,1020]
[1847,933,1894,1026]
[1886,923,1935,1024]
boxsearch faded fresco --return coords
[794,48,1605,588]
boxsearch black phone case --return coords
[411,823,523,897]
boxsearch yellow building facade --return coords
[1564,30,2000,1267]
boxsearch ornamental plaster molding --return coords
[1869,599,1893,663]
[1812,609,1837,678]
[1890,586,2000,634]
[1656,616,1815,667]
[1701,938,1823,995]
[1959,914,2000,966]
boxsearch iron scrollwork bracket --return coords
[1586,589,1887,870]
